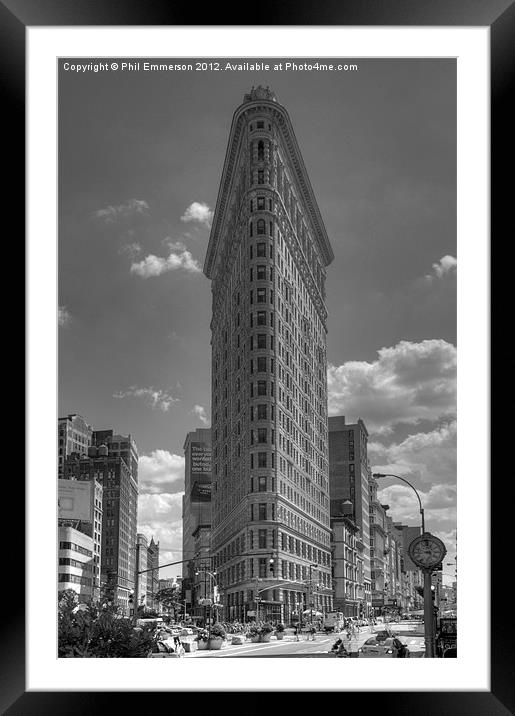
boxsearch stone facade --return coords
[204,87,334,622]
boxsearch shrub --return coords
[275,623,285,632]
[209,623,227,639]
[58,590,154,658]
[260,623,274,634]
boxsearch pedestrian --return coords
[294,624,299,642]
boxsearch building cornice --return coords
[204,97,334,280]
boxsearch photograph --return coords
[57,57,458,662]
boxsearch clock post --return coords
[408,532,447,658]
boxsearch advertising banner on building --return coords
[58,479,93,521]
[190,442,211,478]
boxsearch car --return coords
[358,636,409,658]
[372,628,395,641]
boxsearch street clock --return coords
[408,532,447,571]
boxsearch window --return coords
[257,311,267,326]
[258,451,267,468]
[258,477,267,493]
[257,334,267,349]
[257,243,267,257]
[258,528,267,547]
[257,404,267,420]
[258,170,264,184]
[257,381,267,396]
[257,121,264,129]
[257,288,266,303]
[257,428,267,443]
[259,503,267,521]
[257,357,266,373]
[257,219,266,235]
[257,265,266,281]
[257,197,265,210]
[259,558,267,577]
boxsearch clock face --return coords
[409,534,446,569]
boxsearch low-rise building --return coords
[58,525,96,602]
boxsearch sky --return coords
[58,58,457,583]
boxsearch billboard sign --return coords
[190,442,211,478]
[58,479,93,521]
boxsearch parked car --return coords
[358,636,409,658]
[372,628,395,641]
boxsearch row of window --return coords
[58,574,92,585]
[59,541,93,557]
[58,557,92,570]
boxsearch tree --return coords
[154,586,182,615]
[58,589,154,658]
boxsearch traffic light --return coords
[431,585,436,601]
[269,558,275,575]
[128,592,134,606]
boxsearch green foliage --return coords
[275,623,285,632]
[58,589,154,658]
[260,622,274,634]
[209,623,226,639]
[154,586,182,612]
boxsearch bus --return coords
[323,611,345,633]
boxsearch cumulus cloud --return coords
[138,450,185,495]
[180,201,213,228]
[92,198,149,223]
[425,255,457,281]
[58,306,72,327]
[130,241,201,277]
[191,404,210,426]
[369,420,456,486]
[119,241,142,259]
[137,492,184,574]
[327,340,456,433]
[113,386,179,412]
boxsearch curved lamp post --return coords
[372,472,425,533]
[372,472,438,658]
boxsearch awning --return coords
[303,609,323,617]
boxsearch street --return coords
[184,628,373,658]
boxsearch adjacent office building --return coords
[135,533,148,609]
[58,525,96,602]
[204,86,334,622]
[58,414,92,476]
[58,477,103,600]
[63,440,138,613]
[146,537,160,611]
[328,416,372,615]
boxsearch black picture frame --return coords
[9,0,508,711]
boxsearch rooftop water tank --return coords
[97,444,108,457]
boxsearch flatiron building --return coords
[204,86,334,622]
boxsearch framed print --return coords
[8,0,509,710]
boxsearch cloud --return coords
[138,450,185,495]
[58,306,72,327]
[92,199,149,223]
[191,404,210,426]
[369,420,457,487]
[119,242,141,259]
[130,241,201,277]
[180,202,213,228]
[425,255,457,281]
[327,340,456,433]
[113,386,179,412]
[137,492,184,576]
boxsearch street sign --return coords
[247,610,256,616]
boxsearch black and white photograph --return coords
[16,13,502,703]
[57,58,458,660]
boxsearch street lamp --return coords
[308,563,318,627]
[372,473,425,533]
[372,472,442,658]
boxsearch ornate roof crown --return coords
[243,85,277,103]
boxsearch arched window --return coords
[257,140,265,161]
